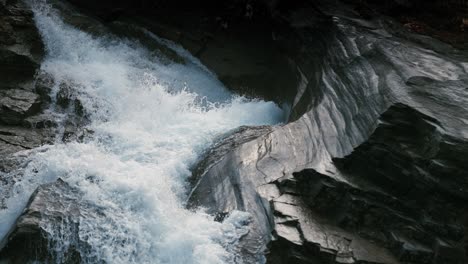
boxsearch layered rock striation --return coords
[187,1,468,263]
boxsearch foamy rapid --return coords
[0,1,283,263]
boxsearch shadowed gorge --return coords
[0,0,468,263]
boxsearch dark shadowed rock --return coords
[0,0,43,89]
[0,49,38,87]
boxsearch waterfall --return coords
[0,1,283,263]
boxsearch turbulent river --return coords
[0,1,283,263]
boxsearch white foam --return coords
[0,1,283,263]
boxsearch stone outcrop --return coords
[0,0,55,211]
[0,179,92,264]
[186,1,468,263]
[266,103,467,263]
[0,0,49,149]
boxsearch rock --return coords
[433,238,465,263]
[22,114,58,129]
[0,0,43,90]
[0,49,38,88]
[51,80,87,121]
[0,0,50,154]
[0,179,88,264]
[187,1,468,263]
[0,140,25,159]
[34,72,55,104]
[0,125,53,155]
[268,192,399,264]
[188,125,273,188]
[0,4,58,258]
[0,123,54,220]
[329,103,467,263]
[0,89,42,125]
[268,158,466,263]
[56,83,73,108]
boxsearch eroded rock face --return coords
[0,0,46,128]
[187,1,468,263]
[267,103,467,264]
[0,0,91,154]
[0,1,63,223]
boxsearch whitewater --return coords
[0,1,283,263]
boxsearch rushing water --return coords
[0,1,283,263]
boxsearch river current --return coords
[0,1,283,263]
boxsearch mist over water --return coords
[0,1,283,263]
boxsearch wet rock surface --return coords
[186,1,468,263]
[0,125,52,156]
[0,88,42,125]
[0,0,53,207]
[63,0,301,105]
[0,0,49,147]
[266,103,467,264]
[0,179,93,264]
